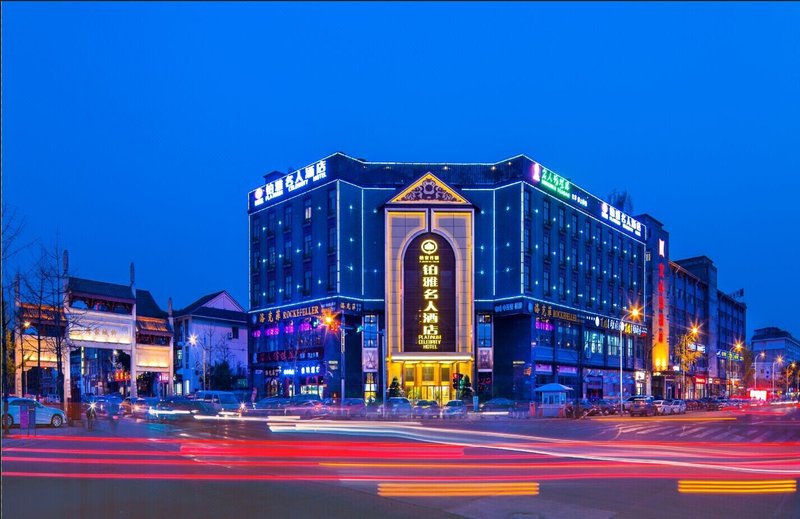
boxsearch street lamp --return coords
[619,306,641,415]
[755,351,766,391]
[676,325,699,400]
[786,361,796,396]
[772,355,784,396]
[188,333,206,392]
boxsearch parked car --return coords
[337,398,367,419]
[653,399,672,415]
[479,398,516,413]
[590,399,617,415]
[132,397,160,420]
[412,400,441,419]
[670,399,687,414]
[2,397,67,428]
[246,397,291,416]
[193,391,241,413]
[442,400,467,419]
[283,398,327,419]
[383,397,413,420]
[628,396,656,417]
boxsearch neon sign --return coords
[252,160,327,207]
[601,202,643,238]
[540,168,571,199]
[418,239,442,350]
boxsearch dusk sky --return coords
[3,2,799,339]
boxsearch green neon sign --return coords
[540,169,571,199]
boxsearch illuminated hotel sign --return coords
[530,161,641,238]
[251,159,328,208]
[403,234,456,353]
[601,202,643,238]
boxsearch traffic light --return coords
[452,373,463,389]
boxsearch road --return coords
[2,405,799,519]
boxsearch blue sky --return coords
[3,2,799,338]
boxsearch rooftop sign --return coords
[250,160,328,209]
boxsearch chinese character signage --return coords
[403,234,456,352]
[250,159,328,209]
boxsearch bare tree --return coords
[2,203,31,397]
[674,330,703,399]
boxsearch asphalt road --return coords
[2,406,799,519]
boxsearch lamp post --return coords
[676,325,699,400]
[619,306,641,415]
[755,351,766,392]
[786,361,796,396]
[772,355,783,396]
[188,334,206,392]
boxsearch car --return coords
[283,399,327,419]
[151,398,218,422]
[337,398,367,419]
[2,397,67,428]
[670,399,687,414]
[628,396,656,417]
[132,397,160,420]
[193,391,241,413]
[442,400,467,419]
[43,393,62,404]
[246,397,291,416]
[412,400,441,419]
[653,399,672,415]
[383,397,413,420]
[479,398,516,413]
[590,399,617,415]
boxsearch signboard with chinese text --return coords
[250,160,328,209]
[403,234,456,352]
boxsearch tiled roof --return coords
[18,303,65,324]
[174,291,226,315]
[136,316,173,335]
[136,290,167,318]
[68,277,135,301]
[187,307,247,323]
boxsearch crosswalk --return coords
[607,421,799,443]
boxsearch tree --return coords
[461,375,474,400]
[209,360,234,390]
[741,348,756,390]
[387,376,403,397]
[606,189,635,214]
[1,203,30,398]
[674,328,702,399]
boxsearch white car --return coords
[3,397,67,428]
[652,399,672,415]
[669,399,687,414]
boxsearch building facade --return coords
[751,327,800,396]
[14,260,173,401]
[247,153,652,404]
[172,291,248,396]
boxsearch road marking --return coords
[378,481,539,497]
[678,479,797,494]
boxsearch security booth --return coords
[534,383,573,417]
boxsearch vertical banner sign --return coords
[403,234,456,352]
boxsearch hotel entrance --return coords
[391,360,472,404]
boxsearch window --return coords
[543,270,551,296]
[328,187,337,216]
[284,206,293,228]
[571,213,578,233]
[422,366,435,382]
[524,224,531,253]
[303,197,312,222]
[284,273,293,299]
[558,206,565,232]
[558,271,566,300]
[585,280,592,307]
[303,269,312,295]
[524,190,531,217]
[404,367,415,382]
[524,262,532,291]
[477,314,493,348]
[585,330,603,355]
[251,216,260,240]
[267,243,276,268]
[571,244,578,270]
[543,199,551,224]
[328,226,336,253]
[608,334,620,356]
[267,277,276,303]
[558,240,565,264]
[267,211,276,235]
[283,239,293,264]
[303,232,312,259]
[328,263,336,291]
[232,327,239,340]
[572,278,578,304]
[584,220,591,241]
[543,234,551,260]
[596,254,602,276]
